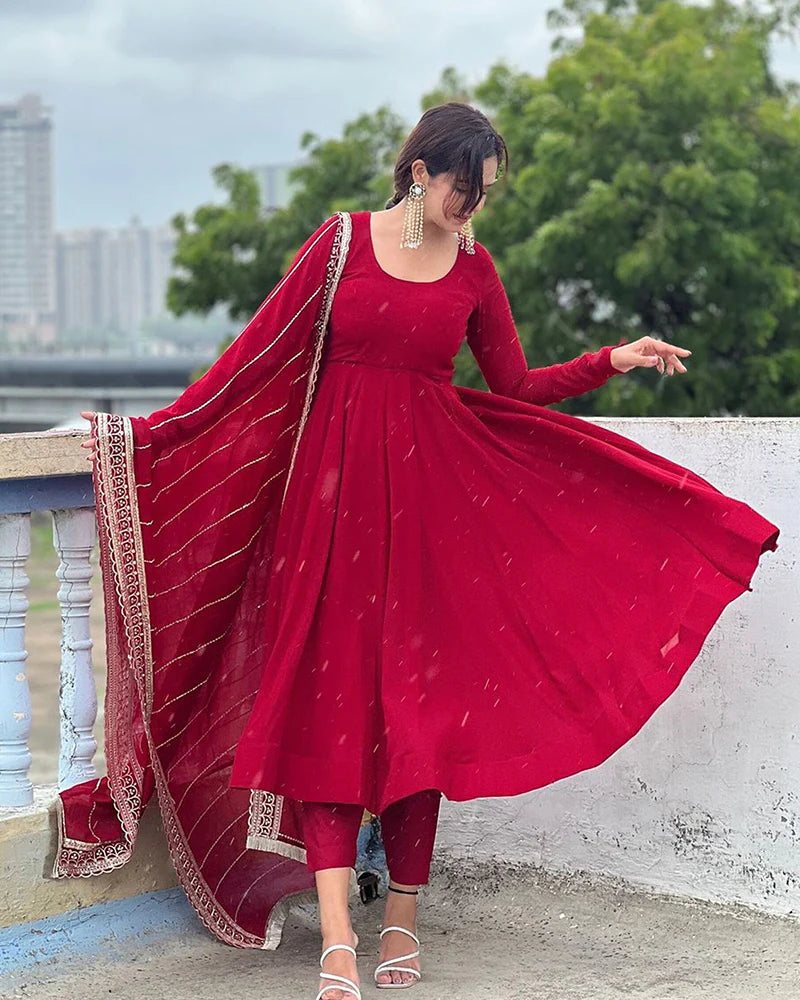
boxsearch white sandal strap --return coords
[379,925,420,947]
[374,926,421,984]
[320,942,357,965]
[316,943,361,1000]
[375,951,419,969]
[316,971,361,1000]
[374,961,421,979]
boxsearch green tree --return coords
[421,66,475,109]
[167,108,408,324]
[472,0,800,415]
[288,106,409,221]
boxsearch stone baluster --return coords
[0,513,33,807]
[52,508,98,790]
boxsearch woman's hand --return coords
[79,410,98,464]
[610,336,691,376]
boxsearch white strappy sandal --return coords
[373,925,422,989]
[315,940,361,1000]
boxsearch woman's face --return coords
[409,154,499,234]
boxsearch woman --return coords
[69,103,778,1000]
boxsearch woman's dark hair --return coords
[384,102,509,214]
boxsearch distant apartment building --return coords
[55,218,176,338]
[46,159,303,345]
[0,94,56,347]
[249,161,304,213]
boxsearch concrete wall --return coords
[436,417,798,918]
[0,787,178,928]
[0,418,796,930]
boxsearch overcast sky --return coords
[2,0,798,230]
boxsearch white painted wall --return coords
[436,417,799,917]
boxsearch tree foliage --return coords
[168,0,800,414]
[475,0,800,414]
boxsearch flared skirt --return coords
[228,358,779,815]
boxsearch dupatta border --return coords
[51,790,132,877]
[51,410,149,878]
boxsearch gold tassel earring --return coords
[458,218,475,255]
[400,181,426,249]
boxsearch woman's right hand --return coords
[79,410,98,464]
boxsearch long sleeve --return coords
[465,249,622,406]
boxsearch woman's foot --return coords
[376,882,421,986]
[317,929,360,1000]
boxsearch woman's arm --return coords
[465,253,622,406]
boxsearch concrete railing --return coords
[0,428,181,934]
[0,429,100,807]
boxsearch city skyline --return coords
[2,3,798,230]
[53,161,302,340]
[55,218,176,340]
[0,89,301,347]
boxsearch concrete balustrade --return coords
[0,512,33,806]
[53,507,99,791]
[0,429,180,939]
[0,430,99,808]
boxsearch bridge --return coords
[0,354,214,432]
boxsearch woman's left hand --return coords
[609,336,692,376]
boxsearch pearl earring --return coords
[458,219,475,255]
[400,181,425,249]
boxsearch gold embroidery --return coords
[151,580,246,635]
[147,423,298,569]
[152,352,304,469]
[198,809,250,867]
[281,211,352,505]
[247,212,352,856]
[213,848,250,895]
[151,454,278,540]
[158,698,243,758]
[150,285,325,432]
[149,521,265,599]
[154,628,232,676]
[150,402,295,502]
[174,741,240,811]
[149,215,338,437]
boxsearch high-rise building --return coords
[55,218,177,340]
[0,93,56,347]
[249,161,304,213]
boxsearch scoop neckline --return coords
[365,211,461,285]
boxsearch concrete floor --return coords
[3,856,800,999]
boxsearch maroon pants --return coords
[301,789,442,884]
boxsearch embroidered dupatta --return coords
[52,211,354,949]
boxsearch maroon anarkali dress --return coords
[228,209,780,815]
[54,210,778,951]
